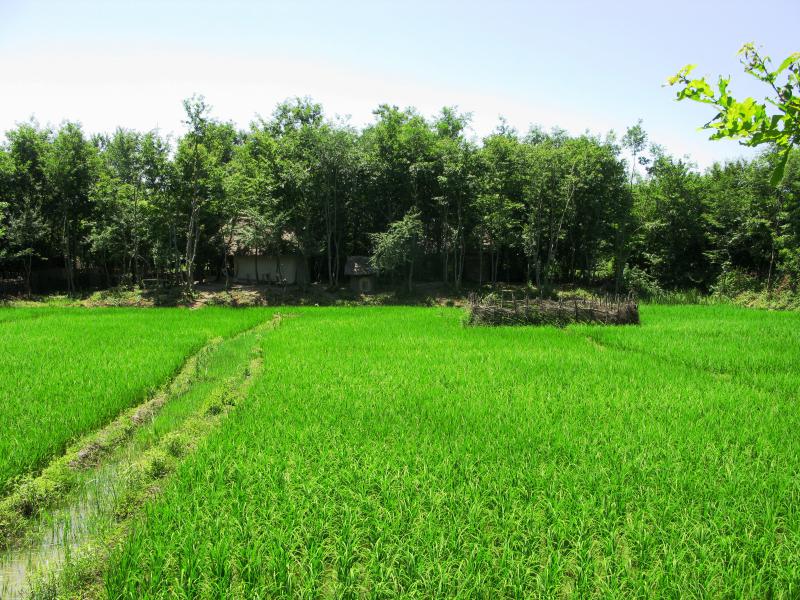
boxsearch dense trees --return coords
[0,98,798,297]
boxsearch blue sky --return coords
[1,0,798,168]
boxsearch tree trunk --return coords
[184,201,199,293]
[454,200,464,290]
[326,229,334,288]
[478,243,483,287]
[333,236,340,288]
[613,226,626,294]
[62,212,75,296]
[543,170,577,286]
[767,246,775,292]
[23,255,32,299]
[170,222,180,287]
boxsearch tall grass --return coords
[104,306,800,598]
[0,307,269,493]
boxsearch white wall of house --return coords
[233,255,306,284]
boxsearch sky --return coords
[1,0,798,168]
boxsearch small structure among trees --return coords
[229,226,309,285]
[344,256,376,293]
[232,254,307,285]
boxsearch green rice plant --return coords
[102,306,800,598]
[575,304,800,398]
[0,307,270,494]
[0,307,59,325]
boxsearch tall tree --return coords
[616,121,649,291]
[45,122,97,294]
[139,131,175,284]
[434,107,475,288]
[90,129,147,285]
[0,148,12,250]
[476,129,525,284]
[3,123,51,295]
[371,209,424,292]
[175,96,235,292]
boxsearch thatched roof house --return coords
[344,256,376,293]
[229,226,308,285]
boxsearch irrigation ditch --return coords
[0,314,282,599]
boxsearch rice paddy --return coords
[2,305,799,598]
[0,307,269,493]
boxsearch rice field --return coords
[577,305,800,399]
[0,307,269,493]
[1,305,799,598]
[97,306,800,598]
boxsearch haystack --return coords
[466,293,639,327]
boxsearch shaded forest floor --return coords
[1,281,473,309]
[2,280,799,311]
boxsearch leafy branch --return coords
[669,43,800,185]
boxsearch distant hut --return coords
[344,256,376,294]
[233,254,307,285]
[229,228,308,285]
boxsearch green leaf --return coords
[667,64,696,86]
[776,52,800,75]
[770,149,791,186]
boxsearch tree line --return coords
[1,96,798,297]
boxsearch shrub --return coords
[712,267,760,298]
[624,266,663,298]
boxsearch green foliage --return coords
[370,209,424,290]
[0,149,11,240]
[731,287,800,311]
[624,265,663,297]
[711,266,760,297]
[0,97,798,300]
[631,152,709,288]
[622,120,648,161]
[670,44,800,184]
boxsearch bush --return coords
[732,289,800,311]
[711,267,760,298]
[624,266,663,298]
[648,289,709,305]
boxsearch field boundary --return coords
[27,322,273,599]
[0,313,280,550]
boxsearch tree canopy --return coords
[0,98,798,299]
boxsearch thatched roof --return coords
[344,256,376,276]
[228,224,299,255]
